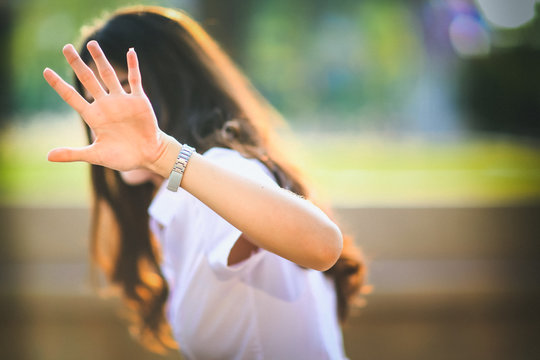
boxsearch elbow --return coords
[312,221,343,272]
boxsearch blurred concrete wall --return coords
[1,205,539,360]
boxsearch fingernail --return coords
[129,47,135,52]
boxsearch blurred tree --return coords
[11,0,424,131]
[459,46,540,138]
[458,6,540,139]
[0,0,14,127]
[10,0,168,114]
[243,0,421,126]
[198,0,254,67]
[15,0,539,138]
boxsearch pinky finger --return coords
[127,48,144,95]
[43,68,88,114]
[47,145,97,164]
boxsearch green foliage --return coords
[244,0,422,119]
[11,0,163,113]
[13,0,425,128]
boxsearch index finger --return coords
[63,44,106,99]
[43,68,89,114]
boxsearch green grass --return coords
[288,133,540,206]
[0,113,91,206]
[1,114,540,207]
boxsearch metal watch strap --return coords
[167,144,195,192]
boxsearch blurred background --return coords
[1,0,539,359]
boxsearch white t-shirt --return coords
[148,147,347,360]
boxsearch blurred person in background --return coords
[43,6,366,359]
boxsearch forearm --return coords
[149,137,343,271]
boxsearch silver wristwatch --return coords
[167,144,196,192]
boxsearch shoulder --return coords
[202,147,277,187]
[203,147,259,167]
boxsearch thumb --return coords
[47,145,96,164]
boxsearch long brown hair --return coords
[75,5,367,354]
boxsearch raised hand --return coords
[43,41,169,172]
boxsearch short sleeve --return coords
[201,148,279,275]
[203,147,279,190]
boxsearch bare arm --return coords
[150,139,342,271]
[44,41,342,271]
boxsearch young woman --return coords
[44,6,366,359]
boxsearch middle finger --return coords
[87,40,124,94]
[63,44,106,100]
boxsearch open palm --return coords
[44,41,166,171]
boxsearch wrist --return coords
[146,132,182,179]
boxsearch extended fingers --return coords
[87,40,124,94]
[127,48,144,95]
[43,68,88,113]
[63,44,106,99]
